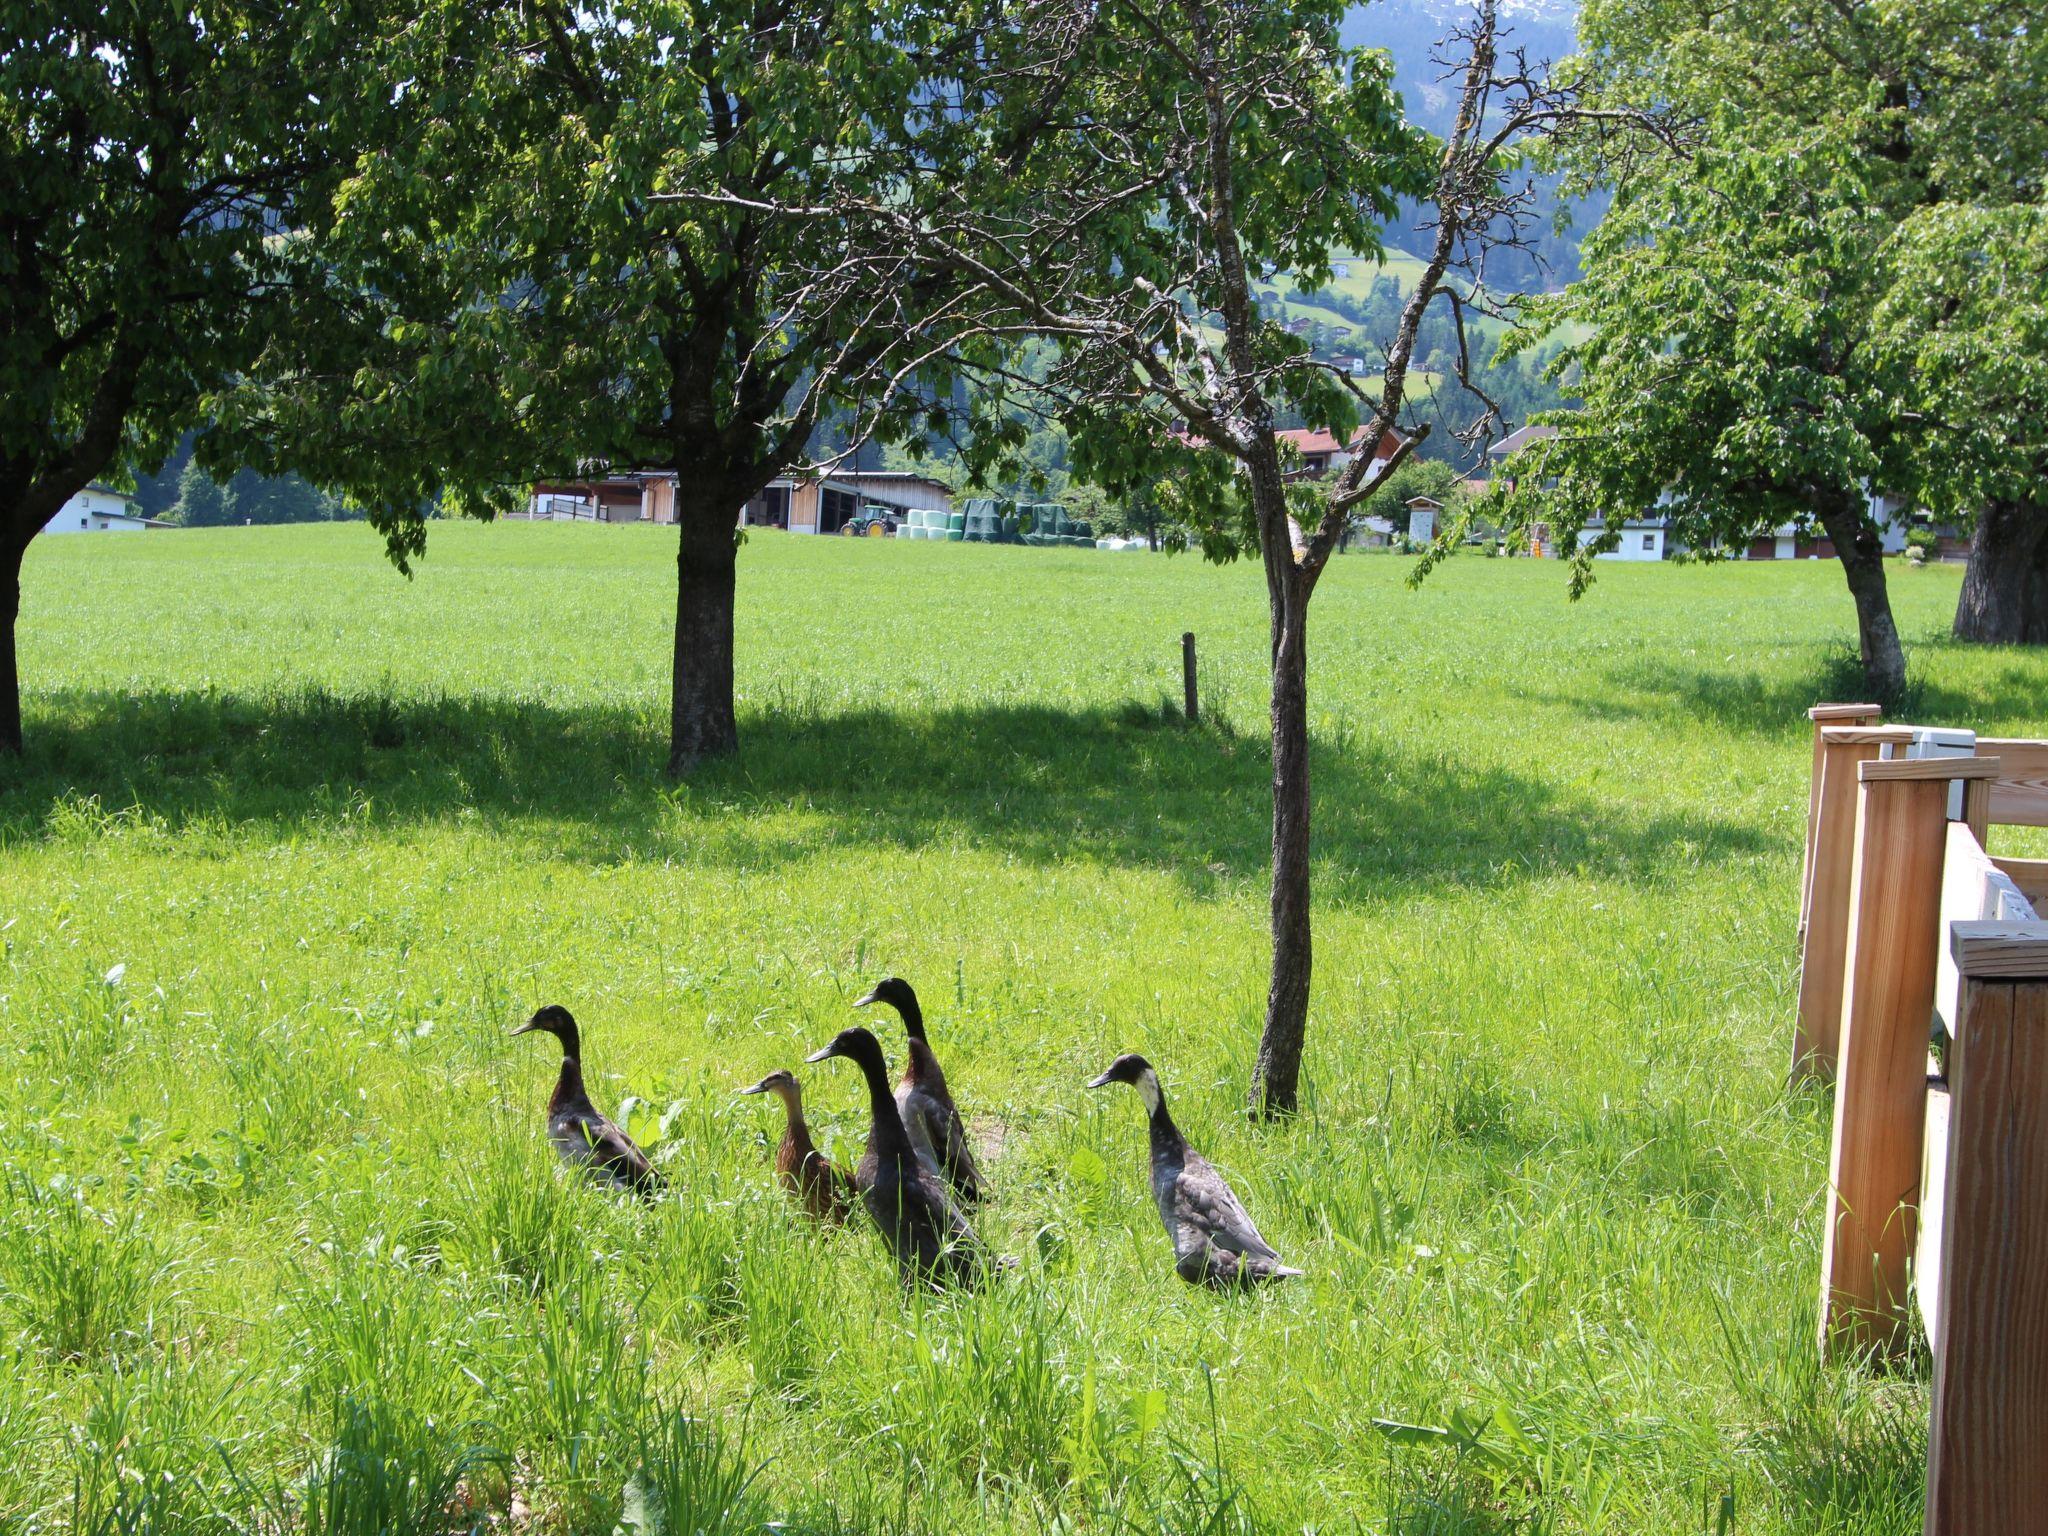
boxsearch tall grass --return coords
[2,523,2030,1530]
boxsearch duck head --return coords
[853,977,923,1038]
[807,1025,888,1076]
[738,1068,801,1102]
[1086,1052,1163,1114]
[512,1003,581,1058]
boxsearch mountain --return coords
[1348,0,1590,289]
[1347,0,1580,139]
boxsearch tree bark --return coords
[667,479,741,773]
[1252,565,1314,1117]
[1954,497,2048,645]
[1247,445,1312,1118]
[1814,490,1908,701]
[0,534,23,758]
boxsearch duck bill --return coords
[1084,1069,1116,1089]
[805,1044,840,1064]
[851,988,880,1009]
[509,1019,541,1037]
[736,1080,772,1096]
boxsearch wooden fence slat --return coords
[1821,762,1965,1352]
[1804,705,1884,935]
[1924,963,2048,1536]
[1794,726,1918,1080]
[1978,738,2048,828]
[1919,1077,1950,1351]
[1993,858,2048,909]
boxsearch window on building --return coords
[80,517,88,528]
[1642,534,1654,551]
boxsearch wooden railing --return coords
[1796,706,2048,1535]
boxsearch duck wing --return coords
[1171,1150,1280,1261]
[932,1100,986,1204]
[894,1083,947,1179]
[861,1149,984,1288]
[551,1108,664,1198]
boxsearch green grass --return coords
[2,523,2038,1534]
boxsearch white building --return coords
[41,485,166,535]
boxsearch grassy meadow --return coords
[2,522,2042,1535]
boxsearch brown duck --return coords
[738,1068,857,1222]
[854,977,987,1206]
[510,1004,665,1199]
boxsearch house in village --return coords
[1489,420,1925,561]
[1487,423,1675,561]
[39,484,170,535]
[524,468,954,534]
[1275,424,1404,482]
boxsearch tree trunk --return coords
[1815,491,1908,702]
[1247,445,1312,1118]
[0,534,22,758]
[1954,497,2048,645]
[1251,566,1313,1117]
[667,481,740,773]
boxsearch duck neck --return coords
[1138,1070,1184,1156]
[896,991,927,1044]
[549,1053,591,1115]
[856,1049,913,1152]
[903,1036,950,1096]
[776,1086,815,1154]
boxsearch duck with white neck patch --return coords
[1086,1053,1302,1289]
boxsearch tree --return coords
[1495,0,2048,697]
[169,459,229,528]
[0,0,390,753]
[1881,204,2048,644]
[244,0,988,773]
[869,0,1603,1113]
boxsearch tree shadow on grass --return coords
[0,684,1767,904]
[1512,643,2048,740]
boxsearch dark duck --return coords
[511,1004,664,1198]
[854,977,987,1206]
[807,1025,990,1289]
[1087,1053,1302,1289]
[738,1068,857,1222]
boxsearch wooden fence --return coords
[1795,706,2048,1535]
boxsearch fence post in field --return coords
[1820,755,2001,1354]
[1793,724,1915,1081]
[1924,922,2048,1536]
[1182,632,1198,724]
[1802,704,1884,936]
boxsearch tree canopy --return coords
[1492,0,2048,693]
[0,0,396,751]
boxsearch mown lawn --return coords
[2,523,2038,1535]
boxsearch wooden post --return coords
[1821,756,2001,1354]
[1182,631,1198,723]
[1793,725,1915,1080]
[1924,923,2048,1536]
[1802,704,1884,937]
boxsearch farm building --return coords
[524,469,953,534]
[742,471,954,535]
[1276,424,1404,481]
[39,484,169,535]
[1405,495,1441,543]
[1488,421,1934,562]
[1742,494,1917,559]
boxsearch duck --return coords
[1086,1053,1301,1289]
[807,1025,990,1289]
[737,1068,858,1222]
[854,976,987,1206]
[510,1004,665,1199]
